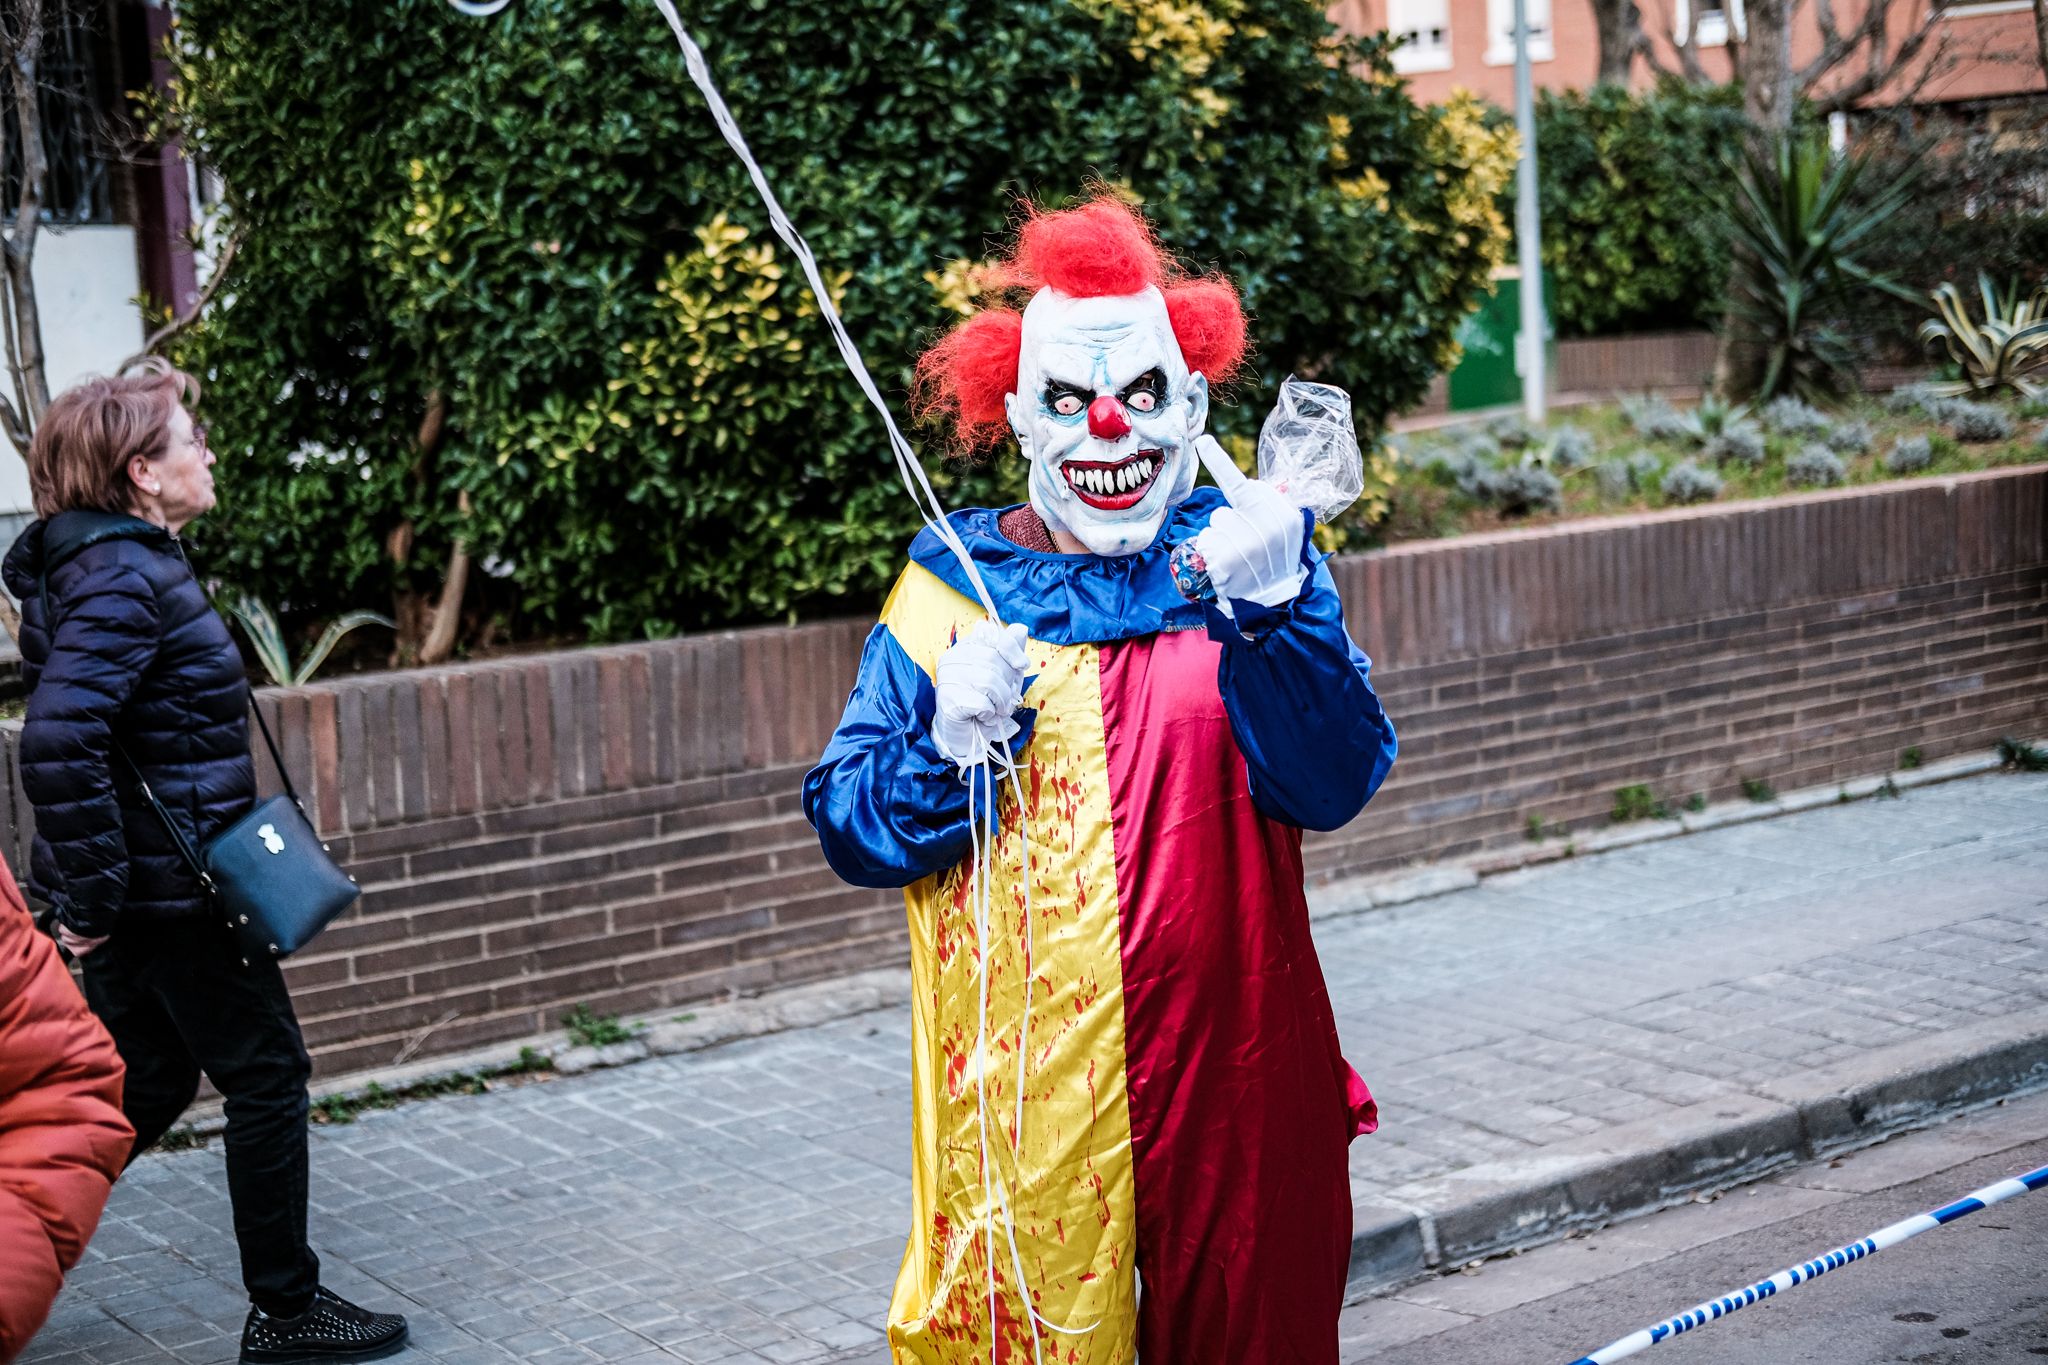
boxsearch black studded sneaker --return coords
[240,1287,409,1364]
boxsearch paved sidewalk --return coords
[23,771,2048,1365]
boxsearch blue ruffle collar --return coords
[908,487,1225,646]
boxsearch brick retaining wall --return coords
[6,467,2043,1078]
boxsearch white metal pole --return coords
[1512,0,1547,425]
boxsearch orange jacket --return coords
[0,852,131,1363]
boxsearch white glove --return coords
[931,621,1031,769]
[1192,435,1308,609]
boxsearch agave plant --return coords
[1677,393,1750,444]
[1918,273,2048,398]
[228,594,395,687]
[1722,133,1918,402]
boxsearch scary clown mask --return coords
[916,197,1249,557]
[1004,287,1206,556]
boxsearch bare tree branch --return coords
[0,388,27,454]
[0,262,29,449]
[2029,0,2048,86]
[1637,10,1680,76]
[1815,11,1960,113]
[116,224,245,372]
[418,489,471,668]
[3,0,51,424]
[1799,0,1888,88]
[1640,0,1712,82]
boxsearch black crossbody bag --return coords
[121,706,361,960]
[40,571,360,960]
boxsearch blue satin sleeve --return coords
[803,623,1035,888]
[1208,558,1397,832]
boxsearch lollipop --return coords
[1171,378,1366,603]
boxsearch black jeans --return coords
[81,917,320,1317]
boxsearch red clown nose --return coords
[1087,395,1132,441]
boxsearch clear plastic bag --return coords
[1257,377,1363,526]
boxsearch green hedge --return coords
[165,0,1510,644]
[1529,79,1749,337]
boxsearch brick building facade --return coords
[1325,0,2046,111]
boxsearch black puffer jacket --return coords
[3,512,254,935]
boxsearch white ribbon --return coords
[445,5,1091,1353]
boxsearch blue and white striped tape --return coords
[1566,1162,2048,1364]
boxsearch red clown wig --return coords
[915,196,1250,452]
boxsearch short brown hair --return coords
[27,358,201,519]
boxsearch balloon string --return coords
[645,0,1002,626]
[963,748,1101,1360]
[638,1,1087,1346]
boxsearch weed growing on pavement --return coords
[305,1059,550,1129]
[1741,776,1777,803]
[1876,778,1902,799]
[1683,792,1708,813]
[1899,745,1923,770]
[1611,785,1672,822]
[1997,737,2048,771]
[562,1004,636,1048]
[312,1081,399,1125]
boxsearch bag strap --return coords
[245,700,301,810]
[109,744,218,897]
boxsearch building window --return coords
[0,5,119,225]
[1388,0,1453,73]
[1674,0,1745,47]
[1484,0,1553,65]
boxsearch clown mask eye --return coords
[1045,382,1091,418]
[1122,369,1166,414]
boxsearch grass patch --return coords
[306,1049,556,1128]
[562,1004,637,1048]
[1611,784,1672,823]
[1998,737,2048,771]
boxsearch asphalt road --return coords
[1342,1089,2048,1364]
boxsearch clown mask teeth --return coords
[1063,453,1159,509]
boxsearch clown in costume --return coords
[802,197,1396,1364]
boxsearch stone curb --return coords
[1342,1004,2048,1297]
[174,968,914,1136]
[1310,743,2029,922]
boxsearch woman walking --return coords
[2,361,408,1364]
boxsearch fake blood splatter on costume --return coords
[804,197,1395,1364]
